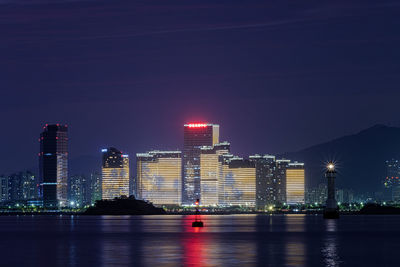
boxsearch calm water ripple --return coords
[0,214,399,266]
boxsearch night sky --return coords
[1,0,400,174]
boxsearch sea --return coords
[0,214,399,266]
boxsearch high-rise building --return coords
[183,123,219,204]
[101,147,129,200]
[219,156,256,207]
[249,154,276,209]
[90,172,102,205]
[200,142,230,206]
[286,162,305,204]
[39,124,68,208]
[275,159,290,204]
[8,171,38,202]
[0,176,8,203]
[136,150,182,205]
[383,159,400,200]
[69,175,89,207]
[305,184,327,204]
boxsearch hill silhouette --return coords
[283,124,400,193]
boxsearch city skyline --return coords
[1,1,399,266]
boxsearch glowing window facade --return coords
[101,147,129,200]
[218,157,256,207]
[183,123,219,204]
[137,151,182,205]
[200,142,230,206]
[286,163,305,204]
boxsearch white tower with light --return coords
[323,162,339,219]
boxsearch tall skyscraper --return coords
[249,154,276,209]
[286,162,305,204]
[136,150,182,205]
[39,124,68,208]
[90,172,102,205]
[200,142,230,206]
[219,156,256,207]
[101,147,129,200]
[275,159,290,204]
[183,123,219,205]
[69,175,89,207]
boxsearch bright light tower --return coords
[323,162,339,219]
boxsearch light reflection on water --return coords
[285,214,306,266]
[322,220,341,267]
[3,215,400,266]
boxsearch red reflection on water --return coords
[182,215,206,267]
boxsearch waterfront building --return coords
[39,124,68,208]
[137,151,182,205]
[275,159,290,204]
[305,184,327,204]
[183,123,219,204]
[69,175,90,207]
[101,147,129,200]
[0,176,8,202]
[8,171,38,202]
[219,156,256,207]
[249,154,276,209]
[200,142,230,206]
[90,172,102,205]
[286,162,305,204]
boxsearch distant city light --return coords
[101,149,108,152]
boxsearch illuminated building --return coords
[383,159,400,201]
[275,159,290,204]
[219,156,256,207]
[8,171,38,202]
[384,159,400,186]
[90,172,102,205]
[39,124,68,208]
[200,142,230,206]
[136,151,181,205]
[183,123,219,205]
[69,175,90,207]
[0,176,8,202]
[305,184,327,204]
[101,147,129,200]
[249,154,276,209]
[286,162,305,204]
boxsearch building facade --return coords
[137,151,182,205]
[219,156,256,207]
[39,124,68,208]
[286,162,305,204]
[183,123,219,204]
[200,142,230,206]
[69,175,90,207]
[90,172,102,205]
[275,159,290,204]
[8,171,38,202]
[249,154,276,209]
[101,147,129,200]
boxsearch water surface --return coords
[0,214,399,266]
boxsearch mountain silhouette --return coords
[283,124,400,193]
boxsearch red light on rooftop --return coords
[187,123,208,128]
